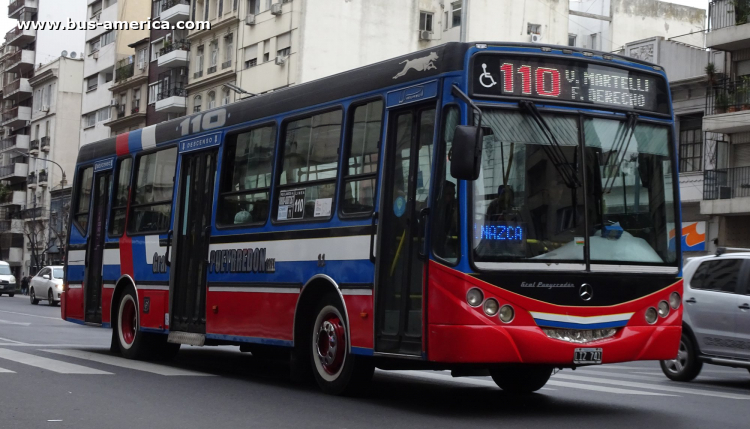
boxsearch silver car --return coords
[29,266,64,306]
[660,250,750,381]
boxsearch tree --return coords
[23,189,70,273]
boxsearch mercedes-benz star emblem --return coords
[579,283,593,302]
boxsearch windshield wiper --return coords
[519,101,581,188]
[602,112,639,194]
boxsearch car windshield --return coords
[53,269,63,279]
[0,265,11,275]
[472,109,676,266]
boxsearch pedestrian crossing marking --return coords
[0,348,112,375]
[42,349,214,377]
[0,366,14,373]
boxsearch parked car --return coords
[660,250,750,381]
[29,266,64,306]
[0,261,18,297]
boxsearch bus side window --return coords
[218,125,276,226]
[109,157,133,237]
[341,99,383,216]
[276,109,342,221]
[73,166,94,234]
[432,106,461,263]
[128,147,178,234]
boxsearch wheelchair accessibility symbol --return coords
[479,63,497,88]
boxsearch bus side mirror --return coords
[450,125,483,181]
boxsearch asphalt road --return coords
[1,294,749,429]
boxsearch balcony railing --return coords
[115,62,135,83]
[704,166,750,200]
[40,135,49,149]
[29,138,38,151]
[159,39,191,57]
[131,104,141,114]
[0,135,25,151]
[116,105,126,118]
[38,171,47,183]
[162,0,189,10]
[706,77,750,115]
[710,0,750,30]
[157,85,187,100]
[222,60,232,69]
[207,65,217,74]
[26,173,36,185]
[3,78,21,94]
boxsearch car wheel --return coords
[0,293,3,297]
[8,293,14,297]
[308,294,374,395]
[660,332,703,382]
[489,365,553,393]
[115,287,148,359]
[47,289,56,306]
[30,288,39,305]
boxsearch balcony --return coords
[27,172,36,188]
[8,0,37,20]
[704,77,750,134]
[28,138,38,153]
[0,219,24,234]
[116,105,126,119]
[708,0,750,50]
[0,190,25,207]
[38,170,47,186]
[158,40,190,68]
[2,106,31,129]
[5,26,35,47]
[111,57,148,93]
[40,135,49,152]
[702,166,750,215]
[3,77,31,102]
[0,134,29,152]
[0,160,28,182]
[161,0,190,25]
[5,49,34,74]
[115,62,134,83]
[155,85,187,113]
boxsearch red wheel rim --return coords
[121,298,136,345]
[316,313,345,375]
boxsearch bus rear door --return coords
[170,148,218,335]
[376,103,436,355]
[84,170,112,324]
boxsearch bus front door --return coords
[376,104,436,355]
[84,171,112,324]
[171,149,218,334]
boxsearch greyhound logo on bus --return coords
[393,52,439,79]
[209,248,276,274]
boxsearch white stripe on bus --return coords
[209,235,372,262]
[208,287,300,294]
[141,125,157,150]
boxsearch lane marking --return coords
[390,370,672,396]
[0,336,28,345]
[0,348,112,375]
[0,319,31,326]
[0,344,107,348]
[580,369,727,384]
[0,366,14,373]
[554,373,750,400]
[43,349,214,377]
[0,310,65,321]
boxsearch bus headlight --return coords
[669,292,681,309]
[658,301,670,318]
[483,298,499,317]
[645,307,658,324]
[466,288,484,307]
[498,305,514,323]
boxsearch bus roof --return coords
[76,42,664,165]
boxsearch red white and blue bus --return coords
[63,42,683,395]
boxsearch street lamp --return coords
[11,150,67,188]
[223,83,257,99]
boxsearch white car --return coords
[29,266,64,306]
[0,261,18,297]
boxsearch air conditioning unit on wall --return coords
[246,13,256,25]
[419,31,431,41]
[275,56,286,66]
[271,3,282,15]
[531,33,542,43]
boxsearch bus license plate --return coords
[574,348,602,364]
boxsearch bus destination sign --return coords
[471,55,670,115]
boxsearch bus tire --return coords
[309,295,373,395]
[115,287,147,360]
[489,365,553,393]
[150,336,181,361]
[660,332,702,382]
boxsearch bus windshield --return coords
[472,108,676,266]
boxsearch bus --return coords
[63,42,683,395]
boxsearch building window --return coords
[90,0,102,18]
[104,71,113,83]
[419,11,433,32]
[89,39,100,54]
[276,32,291,59]
[133,88,141,113]
[194,95,202,113]
[210,40,218,67]
[96,107,111,122]
[84,112,96,128]
[151,40,162,61]
[218,0,224,16]
[223,34,233,68]
[248,0,259,14]
[447,2,461,29]
[129,147,178,234]
[195,45,204,73]
[568,34,576,47]
[137,47,147,70]
[527,23,541,35]
[204,0,210,20]
[222,88,231,105]
[679,118,703,173]
[148,82,159,104]
[152,0,163,19]
[86,75,98,91]
[277,47,290,58]
[100,31,115,47]
[208,91,216,109]
[590,33,598,50]
[263,39,270,62]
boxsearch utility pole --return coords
[460,0,469,43]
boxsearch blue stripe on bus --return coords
[205,333,293,347]
[139,327,167,334]
[66,318,86,325]
[128,129,142,153]
[351,347,374,356]
[533,319,628,330]
[102,323,111,329]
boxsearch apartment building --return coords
[1,0,86,276]
[699,0,750,249]
[80,0,150,146]
[24,56,83,272]
[105,38,149,135]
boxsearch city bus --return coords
[63,42,683,395]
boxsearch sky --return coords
[0,1,711,50]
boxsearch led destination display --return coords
[471,55,670,114]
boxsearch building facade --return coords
[105,38,149,135]
[80,0,150,146]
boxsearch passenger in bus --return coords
[485,184,516,221]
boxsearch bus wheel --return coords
[309,295,373,395]
[660,333,702,382]
[116,288,146,359]
[489,365,553,393]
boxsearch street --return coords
[0,295,747,429]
